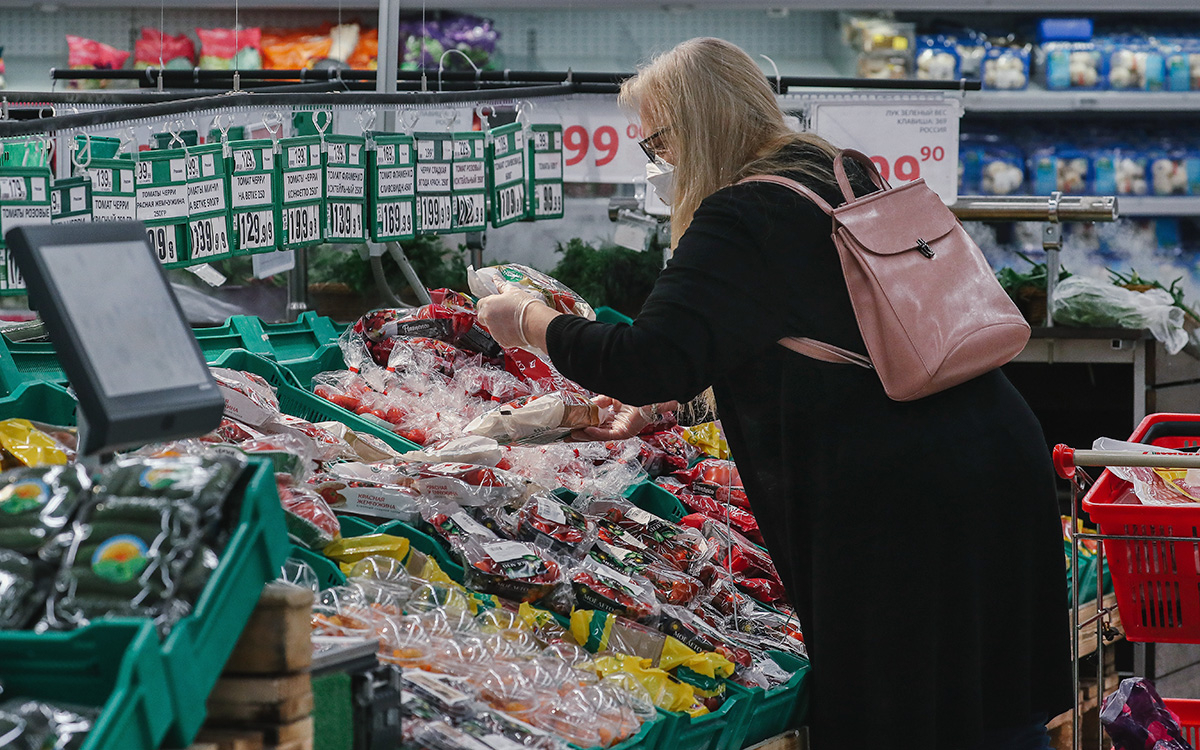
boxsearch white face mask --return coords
[645,160,675,206]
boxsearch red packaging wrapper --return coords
[675,494,762,544]
[503,348,587,395]
[429,288,476,310]
[134,28,196,68]
[674,458,749,510]
[735,577,788,604]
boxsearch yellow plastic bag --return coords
[0,419,68,468]
[324,534,411,571]
[683,422,729,460]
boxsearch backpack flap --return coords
[832,179,958,255]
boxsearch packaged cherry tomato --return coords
[469,264,597,320]
[676,495,762,543]
[418,498,498,550]
[410,462,532,507]
[398,436,504,467]
[210,367,280,427]
[636,429,698,476]
[569,558,660,624]
[461,537,564,604]
[312,370,375,414]
[277,474,340,550]
[516,494,597,556]
[585,498,713,574]
[307,464,422,524]
[672,459,749,510]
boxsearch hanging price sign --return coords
[451,131,487,233]
[808,98,962,205]
[279,135,325,248]
[135,148,190,267]
[414,132,453,235]
[228,139,280,255]
[185,143,233,263]
[528,124,564,220]
[0,166,51,295]
[50,176,92,225]
[324,134,367,243]
[368,131,415,243]
[487,122,529,228]
[84,157,137,223]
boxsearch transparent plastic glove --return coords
[572,395,654,441]
[477,282,548,352]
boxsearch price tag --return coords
[185,143,234,264]
[452,132,487,233]
[279,135,325,248]
[85,158,137,223]
[50,176,92,225]
[324,135,367,243]
[368,132,416,243]
[134,148,190,267]
[528,124,565,220]
[0,166,52,294]
[228,140,281,254]
[487,122,528,228]
[808,98,962,204]
[414,132,453,235]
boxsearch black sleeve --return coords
[545,184,822,406]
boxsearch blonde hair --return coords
[619,37,844,247]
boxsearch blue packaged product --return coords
[1164,40,1200,92]
[982,46,1030,90]
[916,36,961,80]
[1031,145,1090,194]
[1042,41,1104,90]
[1113,147,1150,195]
[1148,147,1197,196]
[1106,41,1166,91]
[1037,18,1093,44]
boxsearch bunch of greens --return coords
[1108,268,1200,324]
[548,238,663,318]
[995,251,1072,296]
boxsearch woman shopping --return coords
[478,37,1071,750]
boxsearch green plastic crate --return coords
[0,620,174,750]
[264,312,341,363]
[280,343,346,389]
[0,317,274,395]
[627,481,686,523]
[737,652,811,747]
[290,544,347,590]
[0,379,77,424]
[208,349,421,455]
[654,682,755,750]
[161,456,291,746]
[595,306,634,326]
[338,514,378,538]
[373,519,466,584]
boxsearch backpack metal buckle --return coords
[916,238,935,259]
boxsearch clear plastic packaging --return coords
[468,264,597,320]
[278,558,320,595]
[585,498,714,574]
[0,698,99,750]
[210,367,281,427]
[378,614,434,667]
[465,393,609,445]
[0,549,38,629]
[983,46,1030,90]
[516,494,597,557]
[0,463,91,557]
[277,474,340,550]
[568,557,660,624]
[311,586,375,638]
[460,537,564,605]
[471,662,546,722]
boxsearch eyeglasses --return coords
[638,127,670,163]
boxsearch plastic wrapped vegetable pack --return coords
[1051,276,1188,354]
[468,264,596,320]
[1101,677,1192,750]
[0,698,99,750]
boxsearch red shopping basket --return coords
[1165,699,1200,747]
[1077,413,1200,643]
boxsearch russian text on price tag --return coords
[229,140,280,254]
[324,134,367,243]
[369,131,415,243]
[86,158,137,223]
[529,124,565,220]
[414,132,453,234]
[134,148,190,266]
[51,176,92,225]
[488,122,528,228]
[279,135,325,248]
[0,166,52,294]
[185,143,234,263]
[808,98,962,204]
[452,131,487,233]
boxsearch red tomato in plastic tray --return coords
[517,495,595,549]
[591,501,710,573]
[465,539,563,604]
[571,569,657,623]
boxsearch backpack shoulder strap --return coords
[779,337,874,369]
[736,174,834,216]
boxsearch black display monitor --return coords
[5,221,224,455]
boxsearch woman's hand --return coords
[572,395,655,441]
[476,283,548,350]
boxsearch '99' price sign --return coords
[553,99,652,184]
[808,98,962,205]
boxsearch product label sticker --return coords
[0,478,49,514]
[625,506,658,526]
[482,539,534,563]
[91,534,150,583]
[536,496,567,525]
[451,510,493,538]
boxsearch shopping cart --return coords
[1054,413,1200,750]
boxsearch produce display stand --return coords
[1053,413,1200,750]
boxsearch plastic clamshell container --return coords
[374,518,467,584]
[161,455,290,746]
[262,312,341,363]
[737,651,811,747]
[0,620,174,750]
[290,543,347,590]
[208,349,420,455]
[654,682,754,750]
[1079,413,1200,643]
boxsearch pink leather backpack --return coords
[740,149,1030,402]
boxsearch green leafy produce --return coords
[549,238,663,318]
[1108,268,1200,324]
